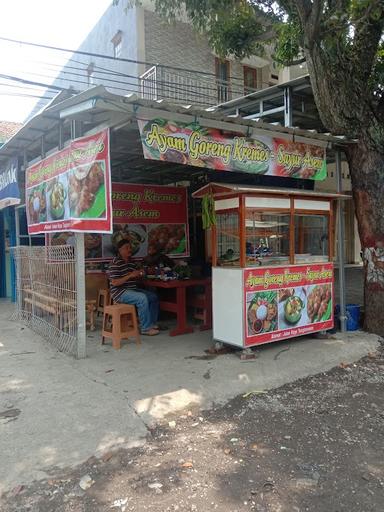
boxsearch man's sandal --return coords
[141,328,160,336]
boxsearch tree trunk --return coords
[345,142,384,336]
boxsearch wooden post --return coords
[239,195,246,268]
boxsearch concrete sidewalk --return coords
[0,300,379,494]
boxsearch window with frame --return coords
[243,66,261,94]
[216,210,240,266]
[111,31,122,58]
[245,209,290,267]
[294,214,329,263]
[215,58,231,103]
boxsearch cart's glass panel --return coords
[245,210,290,267]
[216,211,240,266]
[294,214,329,263]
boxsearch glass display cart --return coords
[193,183,348,348]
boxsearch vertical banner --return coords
[244,263,334,346]
[26,129,112,234]
[0,157,20,210]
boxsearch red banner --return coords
[26,129,112,234]
[48,183,189,260]
[244,263,334,346]
[110,183,189,259]
[138,118,327,180]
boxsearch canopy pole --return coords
[335,149,347,332]
[71,120,87,358]
[75,233,87,359]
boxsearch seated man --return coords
[107,239,159,336]
[142,242,175,269]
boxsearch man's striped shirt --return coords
[107,256,139,302]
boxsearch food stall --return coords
[193,183,348,348]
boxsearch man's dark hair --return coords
[116,238,131,252]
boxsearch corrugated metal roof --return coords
[0,85,355,165]
[192,182,350,199]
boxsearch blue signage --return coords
[0,157,20,210]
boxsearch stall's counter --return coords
[212,262,334,348]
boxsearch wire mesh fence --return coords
[12,245,78,356]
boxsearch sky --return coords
[0,0,112,123]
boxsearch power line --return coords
[0,73,65,92]
[0,92,55,99]
[9,56,243,104]
[0,35,249,83]
[0,81,52,92]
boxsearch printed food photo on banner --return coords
[246,290,278,336]
[278,287,307,329]
[47,174,69,222]
[109,224,148,258]
[306,284,333,323]
[50,232,75,246]
[28,183,47,224]
[148,224,187,255]
[69,161,106,219]
[84,234,103,259]
[26,129,112,234]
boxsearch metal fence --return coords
[12,245,78,355]
[140,65,261,106]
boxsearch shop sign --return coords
[244,263,334,346]
[0,157,20,210]
[26,129,112,234]
[49,183,189,260]
[138,117,327,180]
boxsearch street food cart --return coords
[193,183,347,348]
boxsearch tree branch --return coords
[272,54,306,66]
[307,0,324,43]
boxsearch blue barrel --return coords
[346,304,360,331]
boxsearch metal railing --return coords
[140,65,265,106]
[12,245,78,356]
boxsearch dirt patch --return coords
[2,344,384,511]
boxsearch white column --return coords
[75,232,87,359]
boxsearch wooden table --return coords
[143,277,212,336]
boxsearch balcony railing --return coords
[140,65,265,107]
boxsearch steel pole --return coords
[75,232,87,359]
[71,120,87,358]
[335,149,347,332]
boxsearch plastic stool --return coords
[102,304,141,349]
[97,289,111,316]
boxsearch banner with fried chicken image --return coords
[244,263,334,346]
[26,129,112,234]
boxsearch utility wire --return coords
[0,92,55,99]
[0,73,65,92]
[0,35,250,84]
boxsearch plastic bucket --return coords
[346,304,360,331]
[334,304,360,331]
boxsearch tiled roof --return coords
[0,121,23,144]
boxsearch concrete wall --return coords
[280,63,308,84]
[29,3,142,117]
[28,4,277,117]
[58,3,141,95]
[143,10,272,101]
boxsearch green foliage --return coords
[152,1,278,59]
[151,0,384,141]
[273,21,302,66]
